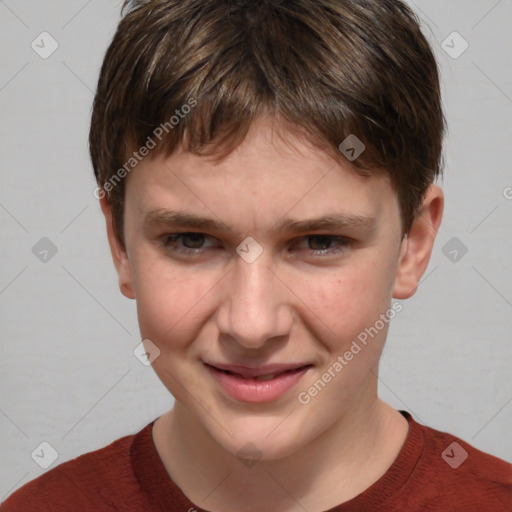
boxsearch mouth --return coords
[204,362,313,402]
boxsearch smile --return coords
[204,362,313,403]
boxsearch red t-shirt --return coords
[2,411,511,511]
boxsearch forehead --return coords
[124,117,399,235]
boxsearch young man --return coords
[2,0,511,510]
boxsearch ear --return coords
[393,184,444,300]
[99,196,135,299]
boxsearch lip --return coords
[204,362,312,403]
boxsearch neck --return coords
[153,387,409,512]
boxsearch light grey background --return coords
[1,0,511,500]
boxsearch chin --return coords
[212,413,312,463]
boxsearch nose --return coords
[216,255,293,350]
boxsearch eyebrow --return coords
[142,209,376,235]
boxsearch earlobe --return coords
[393,185,444,300]
[99,196,135,300]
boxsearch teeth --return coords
[220,370,276,380]
[255,374,276,381]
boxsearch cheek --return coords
[131,254,214,348]
[131,243,398,358]
[296,260,393,348]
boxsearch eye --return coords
[293,235,351,257]
[159,233,352,259]
[161,233,217,254]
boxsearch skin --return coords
[101,116,443,511]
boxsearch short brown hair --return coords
[89,0,445,248]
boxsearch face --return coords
[103,116,439,461]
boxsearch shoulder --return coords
[1,424,153,512]
[409,417,512,511]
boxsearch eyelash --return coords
[161,233,351,257]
